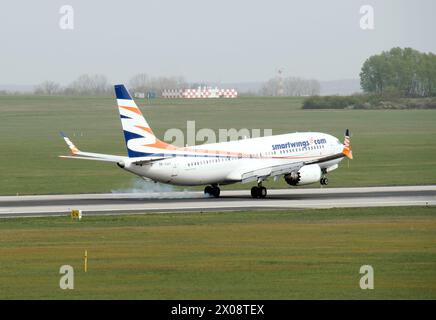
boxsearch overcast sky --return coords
[0,0,435,85]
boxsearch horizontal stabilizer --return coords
[59,132,127,163]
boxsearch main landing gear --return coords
[251,184,267,199]
[204,185,220,198]
[320,177,329,185]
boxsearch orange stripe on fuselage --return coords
[142,143,320,160]
[178,146,243,157]
[134,133,325,160]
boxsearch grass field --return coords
[0,206,435,299]
[1,95,436,195]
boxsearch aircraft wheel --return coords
[260,187,267,198]
[320,177,329,185]
[251,186,260,198]
[212,186,220,197]
[204,186,213,196]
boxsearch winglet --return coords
[60,131,80,155]
[342,129,353,160]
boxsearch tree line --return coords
[260,77,320,96]
[33,73,321,97]
[15,47,436,98]
[34,74,188,96]
[302,95,436,110]
[128,73,188,94]
[360,47,436,97]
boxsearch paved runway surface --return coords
[1,186,435,218]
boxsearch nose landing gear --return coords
[320,177,329,185]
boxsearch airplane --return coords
[60,84,353,198]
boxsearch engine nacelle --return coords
[284,164,322,186]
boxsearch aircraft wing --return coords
[237,152,346,184]
[129,156,170,165]
[238,161,304,184]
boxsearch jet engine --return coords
[284,164,322,186]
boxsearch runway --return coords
[1,185,435,218]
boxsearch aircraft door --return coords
[171,162,178,177]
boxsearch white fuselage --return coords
[122,132,344,186]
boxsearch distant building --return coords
[146,91,156,99]
[217,88,238,98]
[161,89,183,98]
[134,92,145,98]
[162,86,238,99]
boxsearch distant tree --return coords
[34,81,61,95]
[129,73,150,93]
[260,77,320,96]
[360,47,436,97]
[260,78,279,96]
[65,74,110,95]
[129,73,187,96]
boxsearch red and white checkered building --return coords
[217,88,238,98]
[162,86,238,99]
[161,89,183,98]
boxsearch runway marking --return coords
[1,186,435,218]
